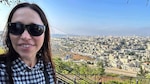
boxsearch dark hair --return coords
[3,2,56,83]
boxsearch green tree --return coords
[137,65,148,78]
[0,0,25,6]
[97,61,105,76]
[79,63,89,77]
[54,58,73,74]
[0,47,5,54]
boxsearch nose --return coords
[20,30,31,40]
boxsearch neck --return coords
[20,56,37,68]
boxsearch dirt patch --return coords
[72,53,95,61]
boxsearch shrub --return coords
[0,47,5,54]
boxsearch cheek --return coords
[9,34,19,51]
[9,34,18,45]
[34,35,45,46]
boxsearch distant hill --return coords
[51,34,67,38]
[51,34,78,38]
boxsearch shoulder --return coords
[0,54,6,64]
[0,55,8,83]
[47,62,54,70]
[46,62,55,77]
[45,62,55,74]
[0,54,7,72]
[46,62,55,83]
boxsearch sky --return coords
[0,0,150,36]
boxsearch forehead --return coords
[11,7,43,25]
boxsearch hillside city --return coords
[1,31,150,78]
[51,35,150,77]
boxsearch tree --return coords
[97,61,105,76]
[0,47,5,54]
[79,63,89,77]
[137,65,148,78]
[0,0,25,6]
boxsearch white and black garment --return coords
[0,57,54,84]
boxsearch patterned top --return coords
[0,57,55,84]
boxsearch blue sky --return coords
[0,0,150,36]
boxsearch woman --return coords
[0,2,56,84]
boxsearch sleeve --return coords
[47,63,55,84]
[0,63,9,83]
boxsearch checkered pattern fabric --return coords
[0,57,55,84]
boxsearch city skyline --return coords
[0,0,150,36]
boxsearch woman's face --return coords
[9,7,45,60]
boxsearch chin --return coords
[19,53,35,58]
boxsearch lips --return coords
[18,43,34,48]
[22,44,30,48]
